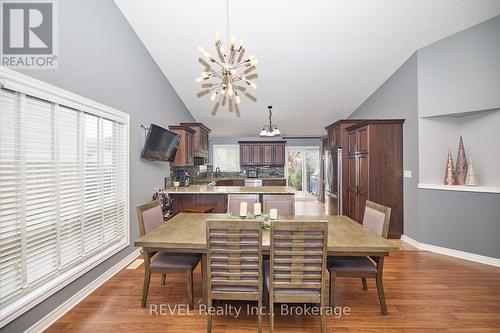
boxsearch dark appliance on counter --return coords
[141,124,180,162]
[247,168,258,178]
[324,148,342,215]
[175,169,190,187]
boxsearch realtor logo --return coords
[1,0,58,68]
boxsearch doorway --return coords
[285,147,320,200]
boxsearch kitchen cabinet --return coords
[180,122,210,164]
[263,143,274,164]
[239,141,286,166]
[169,125,195,166]
[262,179,286,186]
[345,120,404,238]
[240,143,252,165]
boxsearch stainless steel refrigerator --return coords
[324,148,342,215]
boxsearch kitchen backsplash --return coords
[169,165,285,185]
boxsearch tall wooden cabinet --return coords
[345,120,404,238]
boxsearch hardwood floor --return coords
[46,200,500,332]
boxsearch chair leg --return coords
[207,296,213,333]
[361,277,368,291]
[329,270,336,307]
[161,273,167,286]
[187,270,194,310]
[258,297,263,333]
[376,274,387,315]
[141,269,151,308]
[319,302,326,333]
[201,254,207,305]
[269,300,274,333]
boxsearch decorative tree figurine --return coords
[465,155,478,186]
[443,148,457,185]
[455,136,468,185]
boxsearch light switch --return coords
[404,170,412,178]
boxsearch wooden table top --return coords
[134,213,399,255]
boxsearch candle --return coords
[254,203,262,216]
[240,202,248,217]
[269,208,278,220]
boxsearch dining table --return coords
[134,213,399,304]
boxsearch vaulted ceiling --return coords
[115,0,500,136]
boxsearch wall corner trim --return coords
[401,235,500,267]
[25,248,141,333]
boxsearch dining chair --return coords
[227,194,259,216]
[205,219,263,333]
[137,201,201,308]
[327,200,391,314]
[265,220,329,333]
[262,194,295,216]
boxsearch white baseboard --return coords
[401,235,500,268]
[26,248,141,333]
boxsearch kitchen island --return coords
[163,185,295,216]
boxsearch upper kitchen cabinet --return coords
[239,141,286,166]
[180,122,210,164]
[168,125,195,166]
[325,119,362,149]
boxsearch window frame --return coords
[212,144,241,172]
[0,67,130,327]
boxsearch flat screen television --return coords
[141,124,180,162]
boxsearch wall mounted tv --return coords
[141,124,180,162]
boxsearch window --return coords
[212,145,240,172]
[0,68,129,326]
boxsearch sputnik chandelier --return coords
[195,0,258,117]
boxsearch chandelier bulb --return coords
[249,81,257,89]
[195,77,204,83]
[215,31,221,42]
[210,91,217,101]
[235,95,241,104]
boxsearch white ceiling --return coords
[115,0,500,137]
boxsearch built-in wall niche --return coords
[418,108,500,193]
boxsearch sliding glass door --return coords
[285,147,320,199]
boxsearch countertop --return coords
[192,176,286,184]
[163,185,296,194]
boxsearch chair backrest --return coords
[227,194,259,216]
[362,200,392,239]
[262,194,295,216]
[136,201,164,236]
[269,220,328,304]
[206,219,263,301]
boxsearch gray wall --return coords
[4,0,194,331]
[416,14,500,258]
[418,15,500,117]
[349,53,420,239]
[348,15,500,259]
[419,189,500,258]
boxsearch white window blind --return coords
[0,77,129,326]
[212,145,240,172]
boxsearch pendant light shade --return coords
[259,106,281,137]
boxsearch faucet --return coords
[215,167,221,178]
